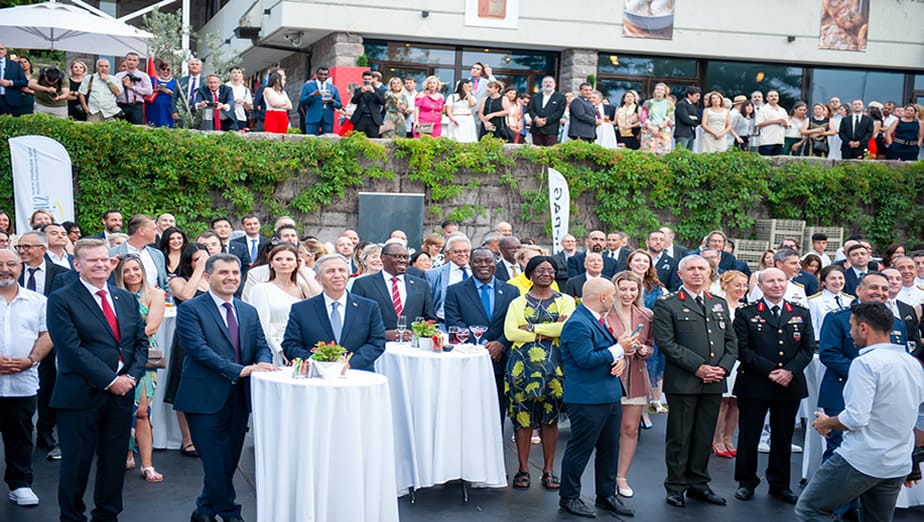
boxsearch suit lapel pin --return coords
[498,290,503,294]
[352,302,358,307]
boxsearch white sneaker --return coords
[758,441,771,453]
[791,444,803,454]
[9,487,39,506]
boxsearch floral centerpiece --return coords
[309,340,348,379]
[411,319,443,351]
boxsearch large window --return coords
[597,54,698,104]
[811,68,904,107]
[706,61,804,109]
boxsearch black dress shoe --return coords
[37,432,57,451]
[595,495,634,517]
[559,497,596,518]
[734,486,755,501]
[189,511,216,522]
[665,492,686,508]
[686,488,727,506]
[769,488,799,505]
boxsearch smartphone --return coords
[631,323,644,336]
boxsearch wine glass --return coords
[447,326,460,344]
[469,325,488,345]
[396,316,407,345]
[455,327,470,344]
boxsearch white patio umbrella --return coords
[0,1,152,57]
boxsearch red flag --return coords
[143,54,156,124]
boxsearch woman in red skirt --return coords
[262,71,292,133]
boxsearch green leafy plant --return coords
[310,341,346,362]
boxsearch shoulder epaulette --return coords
[790,280,804,288]
[807,291,822,300]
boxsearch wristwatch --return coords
[27,355,39,368]
[526,324,535,333]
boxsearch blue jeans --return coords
[674,135,695,150]
[795,453,904,522]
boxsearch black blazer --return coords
[551,251,572,288]
[674,98,700,138]
[196,84,236,122]
[350,272,436,330]
[567,252,619,279]
[838,114,874,158]
[231,235,269,263]
[495,260,514,282]
[567,96,597,140]
[18,259,70,297]
[563,274,588,298]
[526,91,566,136]
[896,300,921,353]
[444,277,519,375]
[603,247,630,272]
[46,281,149,410]
[653,254,682,291]
[350,87,385,126]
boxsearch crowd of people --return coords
[0,205,922,521]
[3,44,920,161]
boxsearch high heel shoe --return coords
[640,419,654,430]
[616,477,634,498]
[712,444,733,459]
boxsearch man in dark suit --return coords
[690,230,739,272]
[283,254,386,371]
[230,215,269,266]
[350,70,385,138]
[46,238,149,522]
[674,87,702,150]
[558,278,634,518]
[552,234,578,289]
[172,59,203,124]
[567,230,619,279]
[0,42,29,116]
[838,99,874,159]
[660,226,688,261]
[843,243,873,297]
[495,236,520,281]
[196,74,237,131]
[604,232,630,272]
[351,242,435,342]
[16,231,69,459]
[732,268,814,505]
[210,218,250,271]
[91,209,123,241]
[882,267,921,353]
[567,83,598,142]
[175,253,276,522]
[444,247,518,420]
[563,252,605,299]
[299,66,342,135]
[653,255,737,508]
[526,75,566,146]
[646,229,682,291]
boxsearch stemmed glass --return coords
[454,327,470,344]
[396,316,407,345]
[469,325,488,345]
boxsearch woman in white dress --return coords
[713,270,749,458]
[827,102,846,159]
[806,265,853,341]
[700,91,731,153]
[249,244,320,365]
[444,79,478,143]
[591,90,618,149]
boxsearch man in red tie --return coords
[195,74,237,131]
[46,238,150,521]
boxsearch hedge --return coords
[1,114,922,248]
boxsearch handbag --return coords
[416,122,435,135]
[811,138,829,156]
[145,348,167,369]
[144,78,159,104]
[379,120,395,135]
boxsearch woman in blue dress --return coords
[146,61,176,128]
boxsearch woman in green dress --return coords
[382,77,409,139]
[114,254,166,483]
[504,255,575,490]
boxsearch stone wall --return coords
[559,49,598,94]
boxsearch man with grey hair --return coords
[425,235,473,321]
[526,75,566,146]
[174,58,203,123]
[748,249,808,306]
[283,254,386,370]
[78,59,123,122]
[0,248,53,506]
[481,231,503,259]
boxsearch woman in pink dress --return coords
[414,75,445,137]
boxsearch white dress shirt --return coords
[447,263,470,287]
[22,261,47,295]
[0,288,47,397]
[323,292,349,324]
[837,342,924,478]
[208,290,237,327]
[381,271,406,308]
[896,284,924,307]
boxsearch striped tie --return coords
[391,277,403,317]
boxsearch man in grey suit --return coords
[568,83,598,142]
[351,242,436,342]
[109,215,168,292]
[425,235,472,323]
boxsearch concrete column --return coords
[559,48,598,94]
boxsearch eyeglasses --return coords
[531,268,556,275]
[382,253,409,260]
[14,244,43,251]
[449,249,471,256]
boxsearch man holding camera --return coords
[114,52,152,125]
[349,70,385,138]
[196,74,237,131]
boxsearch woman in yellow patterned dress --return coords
[504,256,575,490]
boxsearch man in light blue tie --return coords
[231,215,268,265]
[282,254,386,372]
[299,66,342,135]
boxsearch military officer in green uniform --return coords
[654,254,737,508]
[732,268,814,505]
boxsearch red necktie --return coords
[213,91,221,130]
[599,316,614,336]
[391,277,403,317]
[97,289,121,344]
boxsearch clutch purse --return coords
[145,348,167,369]
[417,122,435,135]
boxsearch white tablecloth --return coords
[375,342,507,496]
[801,354,923,508]
[251,370,399,522]
[149,306,182,450]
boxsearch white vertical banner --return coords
[547,167,570,254]
[9,136,75,236]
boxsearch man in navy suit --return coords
[567,83,598,142]
[558,278,634,518]
[351,242,435,341]
[283,254,386,371]
[230,215,268,265]
[175,253,275,522]
[426,235,473,323]
[567,230,619,279]
[210,217,251,273]
[196,74,238,131]
[46,239,149,522]
[646,230,682,291]
[842,243,873,297]
[0,43,29,116]
[91,209,123,241]
[299,66,342,135]
[444,247,518,419]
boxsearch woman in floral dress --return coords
[640,82,675,154]
[504,256,575,490]
[382,77,409,139]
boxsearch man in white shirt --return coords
[403,77,418,137]
[114,52,153,125]
[0,249,52,507]
[43,223,73,270]
[425,235,472,321]
[78,59,123,123]
[173,58,203,124]
[755,90,789,156]
[893,256,924,307]
[803,233,832,268]
[912,250,924,287]
[230,215,267,265]
[797,303,924,522]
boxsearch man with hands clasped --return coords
[557,278,635,519]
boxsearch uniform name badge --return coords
[793,331,801,342]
